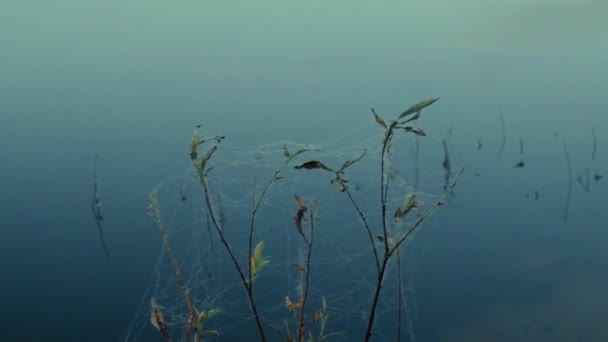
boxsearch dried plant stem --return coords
[344,189,380,272]
[364,256,390,342]
[396,249,403,342]
[380,123,398,255]
[248,160,290,297]
[149,199,200,342]
[364,120,463,342]
[297,210,315,342]
[364,169,463,341]
[413,135,420,192]
[364,122,399,342]
[196,170,268,341]
[389,169,462,257]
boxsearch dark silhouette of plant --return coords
[294,98,463,341]
[189,128,312,341]
[144,98,461,342]
[284,194,316,341]
[147,190,219,341]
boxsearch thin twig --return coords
[365,163,463,342]
[197,168,268,341]
[147,192,200,341]
[248,157,292,297]
[364,120,401,342]
[380,122,398,255]
[343,189,380,272]
[396,249,403,342]
[390,168,463,256]
[298,208,315,342]
[413,136,420,192]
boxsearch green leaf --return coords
[390,236,397,249]
[197,309,221,331]
[398,97,440,119]
[253,241,264,261]
[322,331,347,339]
[337,149,367,173]
[197,311,208,326]
[403,193,416,208]
[292,146,311,158]
[202,329,220,337]
[204,165,216,176]
[372,108,387,129]
[257,259,270,271]
[284,145,315,162]
[207,309,221,319]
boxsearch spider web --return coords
[119,119,453,342]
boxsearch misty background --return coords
[1,1,607,341]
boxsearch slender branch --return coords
[380,123,398,256]
[364,256,390,342]
[248,146,312,297]
[365,168,464,342]
[248,158,291,291]
[365,120,397,342]
[389,168,464,257]
[298,209,315,342]
[147,193,200,341]
[413,135,420,192]
[196,168,268,341]
[248,155,261,290]
[396,249,403,342]
[344,188,380,272]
